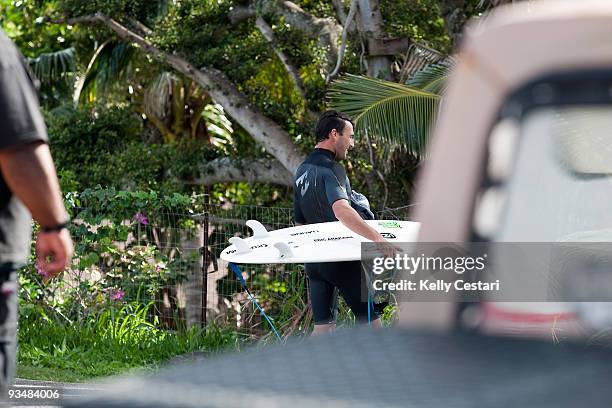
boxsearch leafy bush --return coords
[47,105,143,189]
[18,297,241,381]
[47,105,218,193]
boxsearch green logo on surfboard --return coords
[378,221,401,228]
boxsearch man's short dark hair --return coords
[315,110,353,143]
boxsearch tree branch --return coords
[255,16,306,100]
[129,18,153,36]
[332,0,348,24]
[188,157,293,186]
[258,0,340,72]
[231,1,341,72]
[228,5,256,24]
[47,13,305,174]
[331,0,357,34]
[327,0,358,83]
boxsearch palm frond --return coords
[144,71,178,119]
[405,58,454,95]
[328,74,440,157]
[27,47,76,83]
[74,41,135,104]
[203,103,234,153]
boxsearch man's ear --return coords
[329,129,338,140]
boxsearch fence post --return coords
[201,188,210,328]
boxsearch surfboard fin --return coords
[274,242,294,259]
[246,220,269,238]
[229,237,251,254]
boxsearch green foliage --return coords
[245,59,305,125]
[154,0,267,84]
[67,186,204,221]
[18,297,240,381]
[0,0,80,106]
[153,0,318,136]
[0,1,71,57]
[380,0,451,53]
[75,41,136,104]
[405,58,454,94]
[47,104,218,193]
[21,186,205,329]
[329,74,441,157]
[27,46,76,83]
[58,0,166,23]
[247,265,309,339]
[47,105,143,189]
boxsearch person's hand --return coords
[372,235,402,259]
[36,229,73,282]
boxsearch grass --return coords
[17,291,398,383]
[17,364,92,383]
[17,301,242,383]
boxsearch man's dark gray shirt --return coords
[293,148,352,224]
[0,30,49,264]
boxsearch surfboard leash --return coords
[368,293,371,325]
[228,262,283,343]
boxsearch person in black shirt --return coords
[0,30,73,394]
[294,111,391,335]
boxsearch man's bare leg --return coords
[312,323,336,335]
[369,318,382,328]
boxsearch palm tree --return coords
[26,47,77,106]
[29,39,234,150]
[328,59,453,159]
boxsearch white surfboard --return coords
[220,219,420,264]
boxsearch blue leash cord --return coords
[368,293,371,325]
[228,263,283,342]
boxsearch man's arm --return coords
[0,141,73,278]
[333,199,397,258]
[332,199,385,242]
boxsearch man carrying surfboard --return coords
[294,110,393,335]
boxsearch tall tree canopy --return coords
[1,0,493,208]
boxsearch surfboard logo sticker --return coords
[314,236,353,242]
[381,232,397,239]
[378,221,402,229]
[290,230,318,236]
[250,243,268,249]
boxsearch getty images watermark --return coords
[362,242,612,302]
[369,251,500,293]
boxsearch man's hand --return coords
[371,235,400,259]
[36,229,73,282]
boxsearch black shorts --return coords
[306,260,378,324]
[0,267,18,397]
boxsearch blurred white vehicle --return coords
[402,0,612,340]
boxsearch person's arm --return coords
[0,141,73,278]
[332,199,385,242]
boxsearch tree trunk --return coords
[356,0,393,80]
[438,0,468,49]
[188,157,293,187]
[176,224,204,328]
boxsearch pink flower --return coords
[111,289,125,301]
[36,262,49,279]
[134,212,149,225]
[155,265,161,273]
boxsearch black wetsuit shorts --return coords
[306,260,378,324]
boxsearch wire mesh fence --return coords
[26,196,414,342]
[203,202,307,340]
